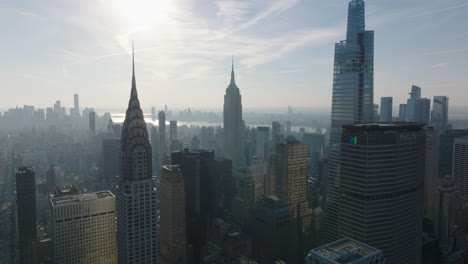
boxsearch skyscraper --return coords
[117,46,158,264]
[159,165,186,264]
[102,137,120,185]
[405,85,431,124]
[169,120,177,141]
[16,166,38,264]
[379,97,393,122]
[50,185,117,263]
[452,137,468,199]
[432,96,449,135]
[325,0,374,243]
[424,127,440,221]
[171,149,234,263]
[159,110,167,165]
[223,59,244,168]
[439,129,468,178]
[151,126,161,176]
[89,111,96,137]
[338,123,425,264]
[46,164,56,192]
[399,104,407,121]
[254,126,269,199]
[73,93,80,116]
[435,176,461,242]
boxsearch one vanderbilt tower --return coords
[323,0,374,243]
[117,45,159,264]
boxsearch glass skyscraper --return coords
[323,0,374,243]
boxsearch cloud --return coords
[431,62,448,68]
[234,0,300,32]
[412,2,468,17]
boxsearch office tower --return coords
[432,96,449,135]
[452,137,468,199]
[159,165,186,264]
[424,127,440,221]
[379,97,393,122]
[305,237,385,264]
[89,111,96,137]
[273,136,312,233]
[53,100,61,114]
[250,196,298,263]
[159,111,167,165]
[171,149,234,263]
[73,93,80,117]
[254,126,269,199]
[303,133,325,178]
[16,166,38,264]
[338,123,425,264]
[102,137,120,185]
[439,130,468,178]
[151,126,161,175]
[435,176,462,242]
[46,164,56,192]
[223,59,244,168]
[169,120,177,141]
[232,167,255,227]
[50,186,117,263]
[399,104,407,121]
[271,121,282,150]
[405,85,431,124]
[325,0,374,243]
[117,46,158,264]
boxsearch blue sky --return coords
[1,0,467,112]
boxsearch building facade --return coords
[117,47,159,264]
[452,137,468,199]
[223,60,244,168]
[159,165,186,264]
[325,0,374,243]
[16,166,38,264]
[379,97,393,122]
[50,186,117,263]
[338,123,425,264]
[432,96,449,135]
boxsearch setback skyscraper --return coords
[338,123,425,264]
[117,46,158,264]
[223,59,244,168]
[432,96,449,135]
[324,0,374,243]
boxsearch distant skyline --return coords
[1,0,468,110]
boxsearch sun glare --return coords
[118,0,171,30]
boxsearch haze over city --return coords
[2,0,468,264]
[1,0,468,110]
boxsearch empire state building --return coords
[223,59,245,168]
[117,46,159,264]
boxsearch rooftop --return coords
[51,189,114,206]
[343,122,424,131]
[311,237,380,263]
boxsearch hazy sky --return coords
[1,0,467,111]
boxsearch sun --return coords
[117,0,172,31]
